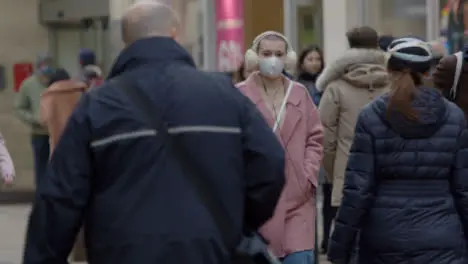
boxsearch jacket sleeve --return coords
[0,131,15,179]
[23,95,92,264]
[318,84,340,182]
[14,80,37,125]
[328,111,375,263]
[39,94,49,127]
[451,119,468,240]
[303,93,324,189]
[241,94,285,230]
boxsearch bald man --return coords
[23,2,285,264]
[121,1,180,44]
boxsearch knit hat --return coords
[79,48,96,67]
[387,37,433,73]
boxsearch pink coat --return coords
[236,72,323,257]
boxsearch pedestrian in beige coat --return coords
[317,27,391,207]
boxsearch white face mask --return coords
[258,56,284,78]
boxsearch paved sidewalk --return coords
[0,204,331,263]
[320,254,330,263]
[0,205,30,263]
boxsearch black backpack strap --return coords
[113,76,236,249]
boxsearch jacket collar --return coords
[315,48,387,91]
[242,72,302,106]
[239,72,304,145]
[108,37,196,79]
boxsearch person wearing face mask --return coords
[236,31,324,264]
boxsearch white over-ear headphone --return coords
[245,31,297,72]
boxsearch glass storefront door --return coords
[296,0,322,50]
[440,0,468,53]
[170,0,205,67]
[287,0,323,53]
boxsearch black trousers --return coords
[321,183,337,250]
[31,134,50,187]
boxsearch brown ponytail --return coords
[387,72,420,121]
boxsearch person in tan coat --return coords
[39,67,89,261]
[40,68,88,153]
[317,27,391,207]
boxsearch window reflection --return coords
[441,0,468,53]
[170,0,204,67]
[367,0,426,39]
[296,0,322,50]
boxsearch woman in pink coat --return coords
[236,31,323,264]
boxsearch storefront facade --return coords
[45,0,459,73]
[317,0,443,63]
[318,0,468,63]
[209,0,456,68]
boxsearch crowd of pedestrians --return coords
[0,1,467,264]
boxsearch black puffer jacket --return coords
[328,87,468,264]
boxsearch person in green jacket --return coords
[14,53,54,186]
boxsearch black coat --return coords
[23,37,285,264]
[328,87,468,264]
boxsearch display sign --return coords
[13,63,33,92]
[215,0,244,72]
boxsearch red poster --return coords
[13,63,33,92]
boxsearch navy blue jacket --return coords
[298,79,322,106]
[297,73,322,106]
[23,37,285,264]
[328,87,468,264]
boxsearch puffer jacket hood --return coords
[341,63,389,89]
[372,86,447,138]
[316,48,387,91]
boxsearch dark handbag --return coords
[115,76,281,264]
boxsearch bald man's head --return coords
[121,1,181,45]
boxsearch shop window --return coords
[171,0,204,67]
[367,0,426,39]
[440,0,468,53]
[296,0,322,50]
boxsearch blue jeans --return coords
[282,250,315,264]
[31,134,50,187]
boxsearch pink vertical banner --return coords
[215,0,244,72]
